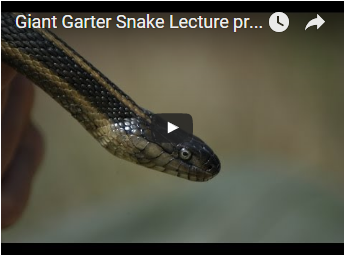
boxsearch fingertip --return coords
[1,76,36,173]
[26,123,45,175]
[11,75,35,107]
[1,63,17,89]
[1,123,45,228]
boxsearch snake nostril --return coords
[206,164,214,171]
[205,163,220,175]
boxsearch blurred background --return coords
[2,12,343,242]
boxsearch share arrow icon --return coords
[167,122,179,133]
[305,14,325,30]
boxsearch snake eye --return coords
[179,148,192,160]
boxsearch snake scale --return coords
[1,12,220,181]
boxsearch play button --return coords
[151,114,193,144]
[167,122,179,133]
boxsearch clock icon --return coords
[277,16,284,26]
[269,12,289,32]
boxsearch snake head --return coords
[103,116,220,182]
[129,125,221,181]
[167,136,221,181]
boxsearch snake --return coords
[1,12,221,181]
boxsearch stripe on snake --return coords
[1,40,112,133]
[1,12,149,122]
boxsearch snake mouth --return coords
[186,168,215,182]
[160,150,221,182]
[181,162,220,182]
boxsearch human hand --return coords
[2,63,44,228]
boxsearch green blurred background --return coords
[2,13,343,242]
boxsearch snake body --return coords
[1,12,220,181]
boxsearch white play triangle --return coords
[167,122,179,133]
